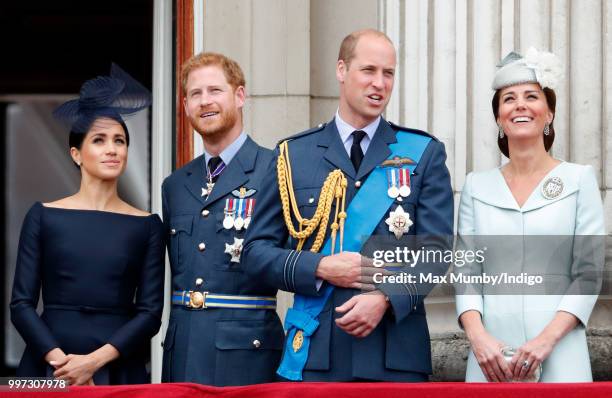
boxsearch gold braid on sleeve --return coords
[277,140,348,254]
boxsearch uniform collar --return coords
[317,116,396,180]
[203,131,248,170]
[334,110,380,147]
[183,135,259,207]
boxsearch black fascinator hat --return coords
[53,63,152,134]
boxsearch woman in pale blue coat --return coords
[455,48,604,382]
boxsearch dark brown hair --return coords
[492,86,556,158]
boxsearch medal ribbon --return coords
[208,160,226,181]
[400,168,410,189]
[225,198,235,215]
[246,198,254,217]
[237,198,244,219]
[387,168,398,190]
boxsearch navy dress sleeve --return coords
[10,203,60,358]
[107,215,165,356]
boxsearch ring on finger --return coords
[522,360,530,369]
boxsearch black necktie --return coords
[207,156,225,183]
[350,130,367,172]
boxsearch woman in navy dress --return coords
[10,65,164,385]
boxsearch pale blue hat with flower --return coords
[492,47,563,91]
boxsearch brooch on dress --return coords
[541,176,563,200]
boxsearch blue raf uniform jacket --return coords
[161,136,284,386]
[242,119,454,381]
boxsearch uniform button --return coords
[170,228,177,235]
[355,180,362,188]
[318,123,323,128]
[308,197,315,204]
[253,339,261,348]
[198,242,206,251]
[201,209,210,217]
[195,278,204,286]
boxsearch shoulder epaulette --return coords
[276,122,328,147]
[387,121,439,142]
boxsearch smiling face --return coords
[496,83,554,143]
[183,65,245,139]
[71,118,128,180]
[336,33,396,128]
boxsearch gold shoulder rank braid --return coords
[277,140,348,254]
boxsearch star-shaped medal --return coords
[385,205,413,239]
[202,182,215,198]
[224,237,244,263]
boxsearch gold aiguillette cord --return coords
[277,140,347,255]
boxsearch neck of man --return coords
[201,120,243,157]
[337,101,379,130]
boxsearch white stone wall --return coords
[310,0,380,123]
[198,0,311,150]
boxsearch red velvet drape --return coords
[4,382,612,398]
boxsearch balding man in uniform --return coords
[243,29,453,382]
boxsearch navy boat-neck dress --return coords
[10,202,165,384]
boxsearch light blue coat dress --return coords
[455,161,605,382]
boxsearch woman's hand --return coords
[468,329,513,382]
[460,310,512,382]
[51,354,99,385]
[44,348,66,365]
[510,335,554,380]
[510,311,581,380]
[51,344,119,385]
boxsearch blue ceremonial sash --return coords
[277,130,432,380]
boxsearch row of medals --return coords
[222,198,255,231]
[387,167,411,200]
